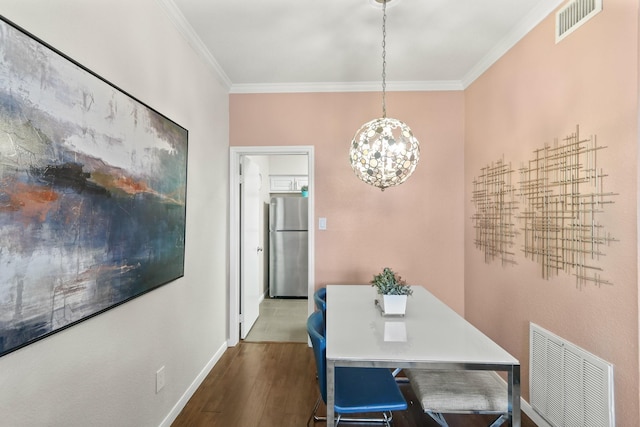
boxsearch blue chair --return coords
[307,311,407,426]
[313,287,327,325]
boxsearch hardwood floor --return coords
[172,342,537,427]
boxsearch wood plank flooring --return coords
[172,342,538,427]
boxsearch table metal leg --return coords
[508,365,521,426]
[326,361,336,426]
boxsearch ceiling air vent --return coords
[556,0,602,43]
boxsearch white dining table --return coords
[325,284,521,426]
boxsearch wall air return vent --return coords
[530,323,615,427]
[556,0,602,43]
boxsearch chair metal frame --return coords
[307,399,393,426]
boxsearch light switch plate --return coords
[319,217,327,230]
[156,366,165,393]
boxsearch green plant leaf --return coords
[370,267,412,296]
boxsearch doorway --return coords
[228,146,315,347]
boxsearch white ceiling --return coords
[161,0,564,93]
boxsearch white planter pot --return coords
[382,294,407,316]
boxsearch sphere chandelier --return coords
[349,0,420,191]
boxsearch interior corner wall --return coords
[637,0,640,421]
[0,1,229,426]
[230,91,466,313]
[464,0,639,425]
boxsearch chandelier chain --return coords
[381,0,387,118]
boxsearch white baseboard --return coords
[521,399,552,427]
[158,341,228,427]
[489,372,552,427]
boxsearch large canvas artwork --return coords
[0,17,188,357]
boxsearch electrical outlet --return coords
[156,366,165,393]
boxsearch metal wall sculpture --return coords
[0,17,188,357]
[471,158,518,265]
[471,126,617,287]
[518,126,616,287]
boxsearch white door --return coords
[228,146,314,347]
[240,156,261,339]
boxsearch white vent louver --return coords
[556,0,603,43]
[530,323,614,427]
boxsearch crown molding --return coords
[159,0,563,94]
[156,0,232,90]
[461,0,564,88]
[229,80,464,94]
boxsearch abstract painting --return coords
[0,17,188,357]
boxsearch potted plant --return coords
[300,185,309,197]
[371,267,412,315]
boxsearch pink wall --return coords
[230,91,466,312]
[464,0,639,424]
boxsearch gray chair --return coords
[405,369,509,427]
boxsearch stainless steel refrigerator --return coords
[269,197,308,297]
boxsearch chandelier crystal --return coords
[349,0,420,191]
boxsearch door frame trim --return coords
[228,146,315,347]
